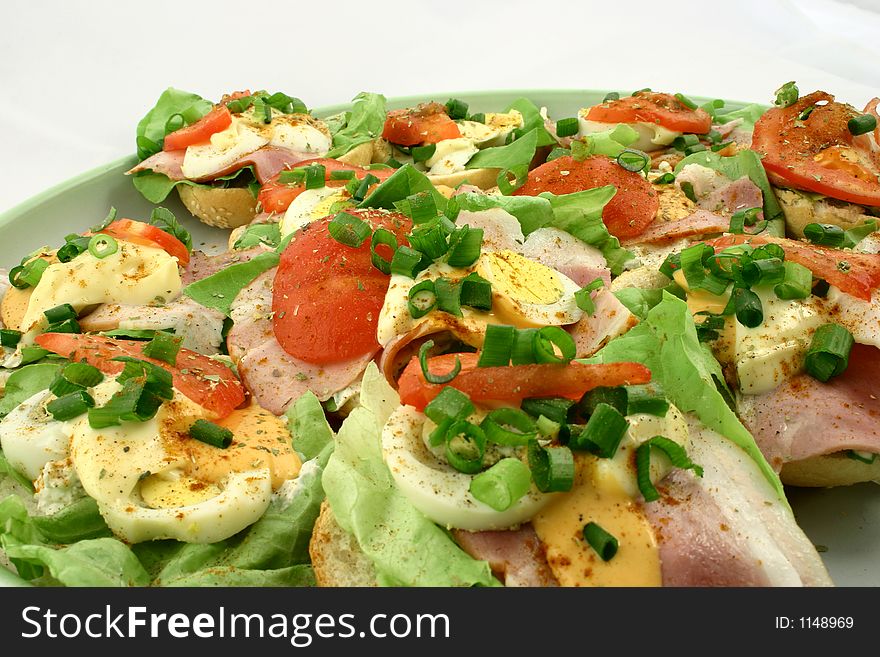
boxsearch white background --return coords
[2,0,879,211]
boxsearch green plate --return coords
[0,90,876,587]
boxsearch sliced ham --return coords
[568,289,639,358]
[228,269,373,414]
[737,343,880,470]
[181,247,268,286]
[699,177,764,218]
[623,209,730,245]
[520,227,611,286]
[452,525,558,587]
[128,145,314,184]
[643,419,832,586]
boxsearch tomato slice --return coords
[257,158,395,215]
[513,155,659,239]
[272,208,411,364]
[752,91,880,207]
[586,91,712,134]
[398,352,652,410]
[163,105,232,152]
[35,333,245,418]
[100,219,190,266]
[709,234,880,301]
[382,102,461,146]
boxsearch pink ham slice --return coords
[520,227,611,286]
[452,526,558,587]
[181,247,268,286]
[228,269,373,414]
[128,145,314,184]
[569,289,639,358]
[738,343,880,470]
[699,177,764,217]
[623,209,730,245]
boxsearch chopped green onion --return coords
[481,408,538,446]
[0,329,22,348]
[445,421,486,474]
[329,169,356,181]
[582,522,618,561]
[459,273,492,311]
[328,212,371,247]
[528,440,574,493]
[409,220,451,259]
[773,261,813,300]
[113,356,173,400]
[572,402,628,458]
[848,114,877,136]
[12,258,49,289]
[496,165,529,195]
[407,280,437,319]
[653,172,675,184]
[370,228,398,275]
[511,328,538,365]
[733,287,763,328]
[532,326,576,364]
[728,207,763,235]
[87,379,153,428]
[580,386,628,416]
[411,144,437,163]
[469,458,531,511]
[447,226,483,267]
[804,323,854,382]
[774,81,799,108]
[47,390,95,422]
[603,92,620,102]
[49,376,83,398]
[535,415,561,439]
[468,113,486,124]
[659,251,682,279]
[425,386,474,426]
[398,191,439,224]
[46,318,81,334]
[87,234,118,259]
[546,147,571,162]
[304,164,326,190]
[847,450,877,465]
[434,277,462,317]
[679,181,697,203]
[741,257,785,287]
[19,346,51,364]
[477,324,515,367]
[278,168,306,185]
[555,117,579,138]
[445,98,469,120]
[57,235,91,263]
[350,173,379,202]
[521,397,574,425]
[803,222,845,247]
[142,332,182,366]
[616,148,649,172]
[190,419,233,449]
[797,105,815,121]
[418,339,461,384]
[391,245,428,278]
[636,436,703,502]
[672,134,700,151]
[626,385,669,417]
[674,93,698,110]
[574,278,605,314]
[43,304,76,324]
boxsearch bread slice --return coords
[0,286,31,332]
[177,186,258,230]
[309,501,378,587]
[428,167,500,190]
[781,452,880,487]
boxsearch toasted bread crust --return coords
[309,501,378,587]
[781,452,880,487]
[177,186,257,229]
[0,285,31,332]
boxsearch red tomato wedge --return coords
[709,234,880,301]
[99,219,190,266]
[752,91,880,207]
[398,352,652,411]
[257,158,395,215]
[272,209,411,365]
[35,333,245,418]
[586,91,712,134]
[163,106,232,152]
[513,155,659,239]
[382,102,461,146]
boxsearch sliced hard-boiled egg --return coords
[268,114,331,154]
[381,405,553,531]
[591,404,690,498]
[0,389,69,482]
[181,119,269,180]
[426,138,479,175]
[280,187,350,237]
[475,250,584,327]
[456,110,524,148]
[577,108,681,152]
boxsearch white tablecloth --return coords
[2,0,878,211]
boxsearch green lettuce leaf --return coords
[572,123,640,160]
[504,97,556,147]
[359,163,448,211]
[714,104,766,129]
[162,565,315,587]
[287,391,335,461]
[136,88,213,160]
[149,207,192,252]
[183,251,279,316]
[466,128,538,171]
[674,149,784,234]
[321,364,499,587]
[30,497,111,543]
[0,451,34,492]
[0,363,62,417]
[454,187,632,274]
[325,92,388,159]
[613,287,665,320]
[586,292,785,502]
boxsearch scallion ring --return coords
[407,280,437,319]
[582,522,619,561]
[418,339,461,384]
[528,440,574,493]
[616,148,649,173]
[87,234,116,261]
[444,421,486,474]
[469,458,532,512]
[370,228,398,275]
[190,419,234,449]
[480,408,538,446]
[532,326,576,364]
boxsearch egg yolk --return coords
[479,250,564,305]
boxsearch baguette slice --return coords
[309,501,378,587]
[177,186,258,230]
